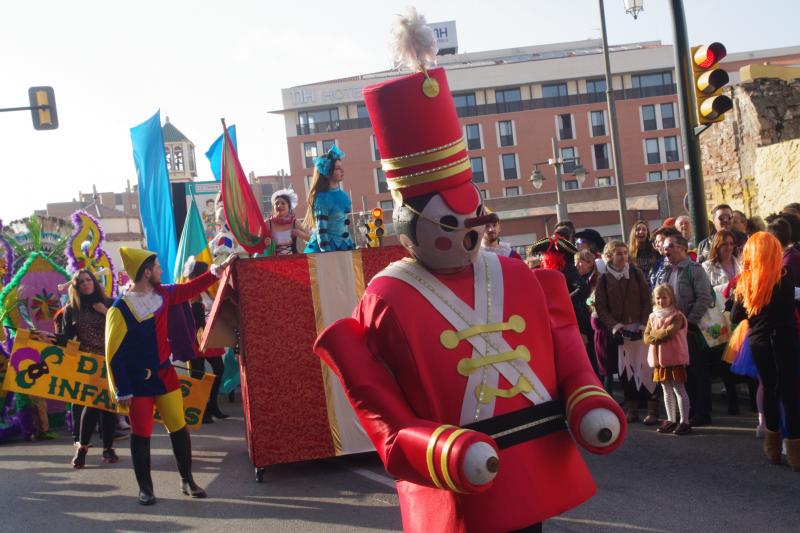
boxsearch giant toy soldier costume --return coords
[314,10,628,532]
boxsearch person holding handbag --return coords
[702,229,743,414]
[594,240,654,423]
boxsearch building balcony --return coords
[293,84,677,136]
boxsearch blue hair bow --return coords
[314,144,345,176]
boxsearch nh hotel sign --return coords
[288,21,459,108]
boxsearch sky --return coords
[1,0,797,221]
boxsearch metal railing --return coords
[294,84,677,135]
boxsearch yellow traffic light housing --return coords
[364,208,384,247]
[691,43,733,125]
[28,86,58,130]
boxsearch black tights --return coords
[750,338,800,439]
[79,407,117,449]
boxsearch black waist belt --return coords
[463,400,566,450]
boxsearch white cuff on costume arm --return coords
[210,264,221,278]
[116,394,133,402]
[795,287,800,301]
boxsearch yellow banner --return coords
[1,330,214,430]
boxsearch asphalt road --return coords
[2,389,799,533]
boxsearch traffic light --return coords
[366,208,384,247]
[691,43,733,125]
[28,86,58,130]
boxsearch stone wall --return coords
[700,75,800,217]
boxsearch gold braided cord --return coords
[388,158,471,190]
[381,138,466,171]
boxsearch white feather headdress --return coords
[270,188,299,211]
[391,7,438,72]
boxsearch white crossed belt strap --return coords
[374,253,551,425]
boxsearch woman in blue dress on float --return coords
[303,145,355,253]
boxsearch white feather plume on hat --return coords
[270,188,298,210]
[391,6,438,72]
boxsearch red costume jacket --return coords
[315,253,625,532]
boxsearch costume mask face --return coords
[397,192,484,271]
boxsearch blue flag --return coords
[130,110,178,283]
[205,125,237,181]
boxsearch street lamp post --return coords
[598,0,629,239]
[530,136,586,223]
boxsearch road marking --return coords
[552,517,669,532]
[348,467,396,489]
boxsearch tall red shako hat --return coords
[362,10,478,215]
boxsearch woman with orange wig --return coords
[731,232,800,470]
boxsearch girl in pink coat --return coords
[644,284,692,435]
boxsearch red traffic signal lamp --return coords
[28,86,58,130]
[691,43,733,125]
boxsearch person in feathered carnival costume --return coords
[480,208,521,260]
[312,9,627,532]
[105,247,236,505]
[302,145,355,253]
[261,188,309,256]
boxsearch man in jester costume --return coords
[313,9,627,532]
[106,247,235,505]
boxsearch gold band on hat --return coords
[381,138,466,172]
[388,157,471,190]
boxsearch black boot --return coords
[169,427,206,498]
[130,434,156,505]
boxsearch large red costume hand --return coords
[314,317,499,493]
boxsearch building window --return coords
[376,168,388,194]
[586,78,607,94]
[370,136,381,161]
[470,157,485,183]
[661,103,676,129]
[597,176,613,187]
[501,153,518,180]
[322,139,336,154]
[453,93,477,109]
[303,142,318,168]
[189,148,196,172]
[496,88,521,112]
[496,88,522,102]
[173,146,184,171]
[466,124,482,150]
[560,147,577,174]
[647,171,662,182]
[590,110,606,136]
[558,114,573,140]
[564,179,579,190]
[356,104,369,119]
[379,200,394,211]
[642,105,657,131]
[594,144,610,170]
[632,71,673,88]
[479,189,489,200]
[542,83,568,98]
[164,147,173,171]
[667,169,682,180]
[298,108,339,133]
[504,186,521,197]
[646,139,661,164]
[498,120,514,147]
[664,136,679,162]
[304,176,313,193]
